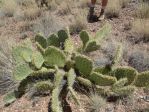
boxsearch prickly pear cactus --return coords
[67,69,76,87]
[3,91,16,106]
[94,66,111,75]
[112,44,123,68]
[94,23,111,43]
[13,63,33,81]
[112,85,135,96]
[84,40,100,53]
[76,77,92,88]
[35,80,53,92]
[80,30,90,48]
[75,55,93,77]
[12,46,32,64]
[89,72,117,86]
[64,38,74,54]
[112,78,128,90]
[32,51,44,69]
[134,71,149,87]
[111,66,137,84]
[51,70,64,112]
[47,34,60,47]
[44,46,66,67]
[35,33,47,48]
[21,47,33,63]
[58,29,69,43]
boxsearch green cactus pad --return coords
[13,63,33,81]
[94,23,111,43]
[112,78,128,90]
[35,80,53,92]
[80,30,90,47]
[75,55,93,77]
[94,66,111,75]
[47,34,60,47]
[35,33,47,48]
[90,72,117,86]
[21,38,33,49]
[32,51,44,69]
[68,87,81,105]
[65,60,75,70]
[96,85,111,96]
[54,70,64,87]
[31,68,55,77]
[3,91,16,105]
[21,47,33,63]
[64,38,74,53]
[111,66,137,84]
[58,29,69,43]
[112,44,123,67]
[51,88,63,112]
[113,86,135,96]
[135,71,149,87]
[84,40,100,53]
[36,42,45,54]
[76,77,92,88]
[67,69,76,87]
[44,46,66,67]
[12,46,27,64]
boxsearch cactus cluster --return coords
[3,24,149,111]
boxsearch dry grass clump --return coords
[16,0,35,7]
[69,11,87,34]
[0,37,16,94]
[88,93,106,112]
[119,0,131,8]
[128,48,149,72]
[132,19,149,42]
[0,0,18,17]
[23,6,41,20]
[57,1,72,15]
[105,0,131,18]
[135,2,149,19]
[105,0,121,18]
[33,12,65,37]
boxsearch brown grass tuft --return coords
[0,0,18,17]
[105,0,121,18]
[135,2,149,19]
[132,19,149,42]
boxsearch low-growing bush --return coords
[132,19,149,42]
[135,2,149,19]
[105,0,121,18]
[0,0,18,17]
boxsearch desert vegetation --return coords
[0,0,149,112]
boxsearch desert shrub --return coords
[23,5,41,20]
[16,0,35,7]
[33,12,65,37]
[132,19,149,42]
[119,0,131,8]
[105,0,121,18]
[57,1,72,15]
[69,10,87,34]
[19,20,35,32]
[135,2,149,19]
[0,0,18,17]
[128,49,149,72]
